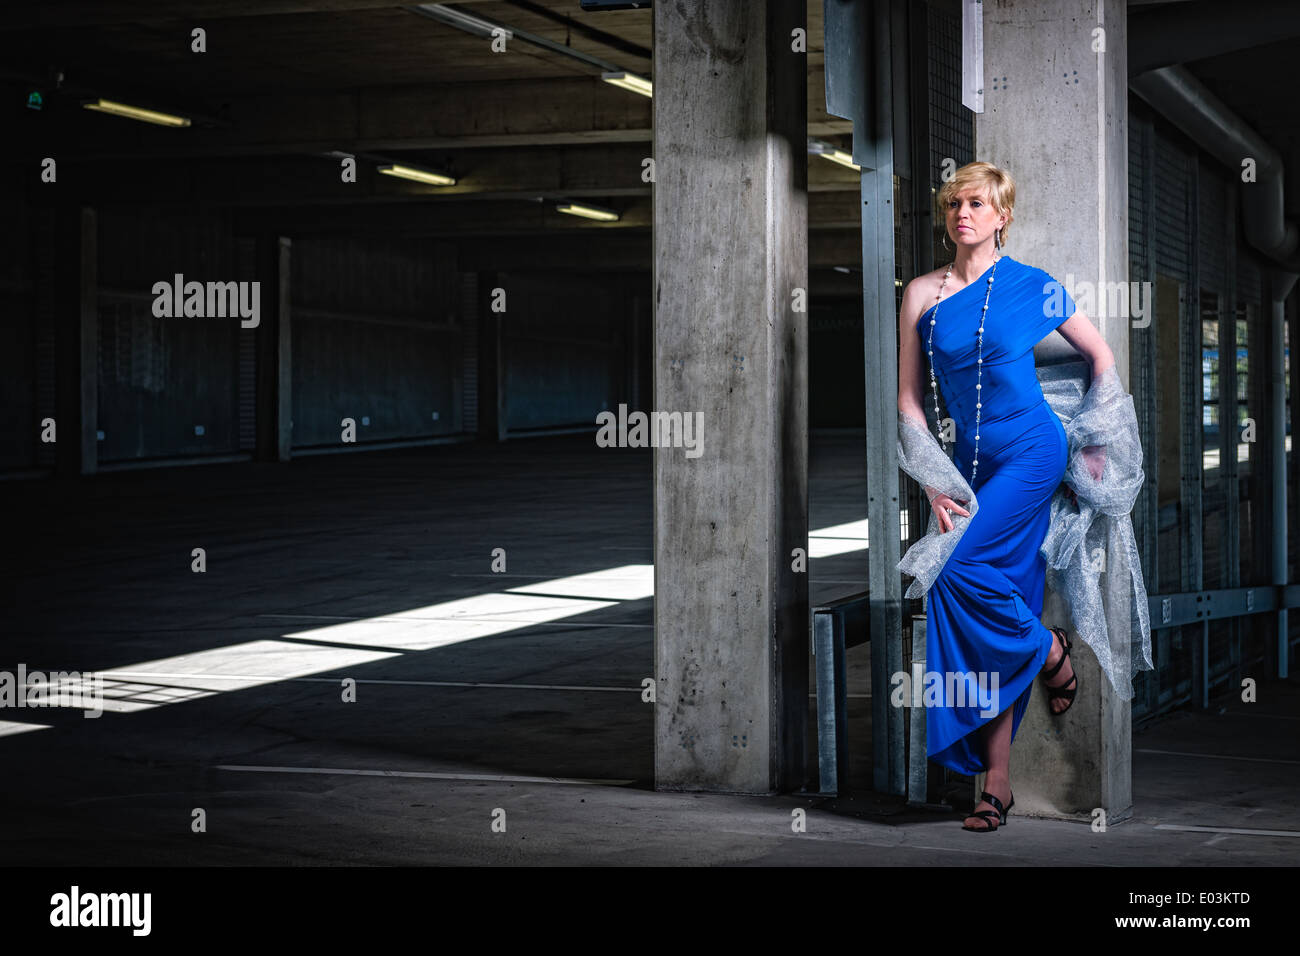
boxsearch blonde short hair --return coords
[937,161,1016,246]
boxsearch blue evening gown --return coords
[916,254,1076,774]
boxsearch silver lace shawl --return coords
[897,364,1155,699]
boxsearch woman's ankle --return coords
[982,775,1010,797]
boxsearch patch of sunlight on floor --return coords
[12,538,872,727]
[284,593,620,650]
[0,720,51,737]
[94,640,400,712]
[507,564,654,601]
[808,518,870,557]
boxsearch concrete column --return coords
[474,271,506,442]
[255,235,292,461]
[626,291,644,414]
[653,0,809,793]
[53,205,97,477]
[977,0,1132,822]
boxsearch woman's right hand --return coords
[930,492,971,533]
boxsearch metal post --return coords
[1271,270,1298,677]
[906,614,929,805]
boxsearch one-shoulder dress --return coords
[916,254,1077,774]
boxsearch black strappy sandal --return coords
[1043,626,1078,715]
[962,790,1013,832]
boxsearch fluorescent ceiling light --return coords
[807,138,863,172]
[816,148,860,171]
[557,202,619,222]
[410,3,513,40]
[601,72,653,97]
[82,98,190,127]
[378,163,456,186]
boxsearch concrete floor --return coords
[1,434,1296,865]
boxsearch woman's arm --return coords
[1055,306,1113,492]
[898,277,969,532]
[897,277,930,427]
[1054,307,1115,380]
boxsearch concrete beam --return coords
[2,0,410,28]
[24,147,862,206]
[227,192,859,238]
[12,74,849,161]
[455,231,863,275]
[653,0,809,793]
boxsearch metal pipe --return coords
[1130,65,1300,271]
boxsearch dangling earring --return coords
[941,231,950,251]
[994,227,1002,251]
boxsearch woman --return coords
[896,161,1115,832]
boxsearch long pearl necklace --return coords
[925,253,1001,486]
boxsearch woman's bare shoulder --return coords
[901,266,949,326]
[914,263,950,282]
[907,265,951,296]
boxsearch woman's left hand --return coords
[1082,444,1106,481]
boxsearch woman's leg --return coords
[963,704,1014,829]
[1042,625,1077,714]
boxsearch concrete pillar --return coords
[653,0,809,792]
[626,291,645,414]
[457,270,480,439]
[474,272,506,442]
[977,0,1132,822]
[255,235,292,461]
[53,205,97,478]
